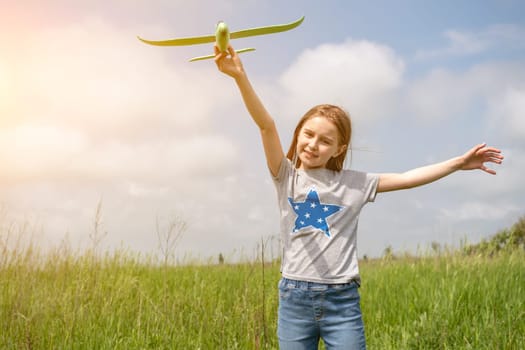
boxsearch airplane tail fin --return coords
[189,48,256,62]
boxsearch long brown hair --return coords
[286,104,352,171]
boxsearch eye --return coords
[321,138,333,145]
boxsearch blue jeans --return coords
[277,277,366,350]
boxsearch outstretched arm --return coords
[377,143,504,193]
[215,45,284,176]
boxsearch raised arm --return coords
[377,143,504,193]
[215,45,284,176]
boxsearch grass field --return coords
[1,243,524,349]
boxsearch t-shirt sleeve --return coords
[272,157,291,184]
[365,173,380,203]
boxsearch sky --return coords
[1,0,524,262]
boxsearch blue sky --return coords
[1,0,524,260]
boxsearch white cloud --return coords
[278,39,404,123]
[488,88,525,141]
[439,201,520,222]
[0,124,238,184]
[405,68,473,122]
[2,3,524,261]
[0,17,240,185]
[126,182,169,197]
[0,60,10,111]
[416,24,525,59]
[0,124,86,181]
[405,62,525,123]
[0,15,244,257]
[9,18,227,137]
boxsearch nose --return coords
[308,138,319,150]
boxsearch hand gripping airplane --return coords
[138,16,304,62]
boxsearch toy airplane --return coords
[138,16,304,62]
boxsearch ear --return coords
[333,144,347,158]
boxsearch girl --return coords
[214,45,503,350]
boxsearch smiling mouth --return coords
[303,150,317,158]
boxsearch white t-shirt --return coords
[273,158,379,284]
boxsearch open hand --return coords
[460,143,504,175]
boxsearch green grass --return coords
[361,253,525,349]
[1,244,524,349]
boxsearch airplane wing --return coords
[138,16,304,47]
[230,16,304,39]
[189,48,256,62]
[137,34,216,46]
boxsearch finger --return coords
[214,51,223,65]
[227,44,236,56]
[484,149,503,156]
[214,55,227,71]
[483,150,504,161]
[487,154,504,162]
[214,55,221,68]
[214,49,228,66]
[481,166,497,175]
[483,147,502,155]
[214,44,229,57]
[475,145,487,156]
[488,157,503,164]
[478,149,503,161]
[214,51,225,61]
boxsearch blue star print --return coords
[288,188,343,237]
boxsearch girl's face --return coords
[296,116,346,170]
